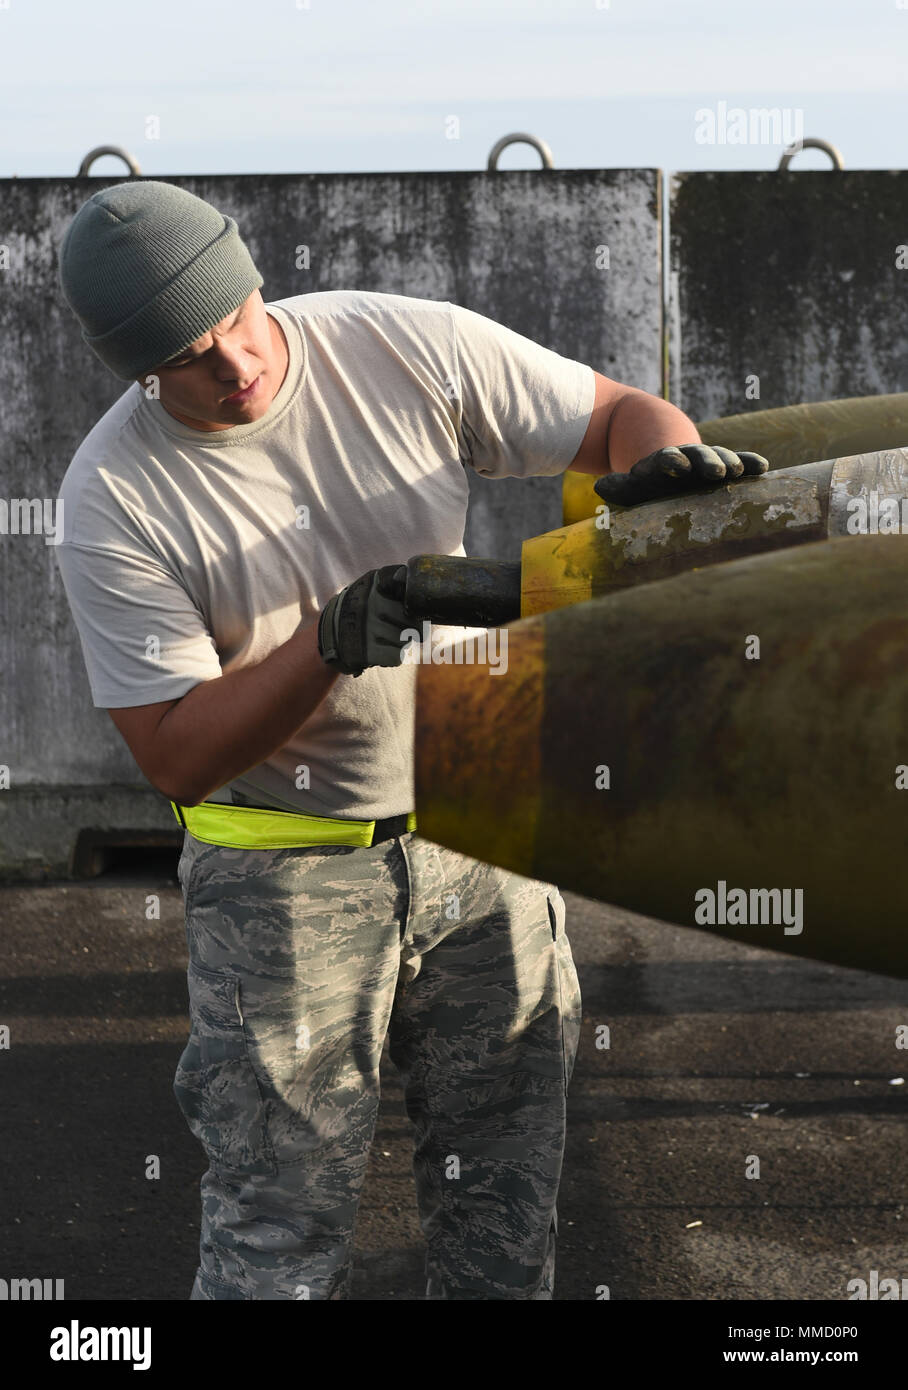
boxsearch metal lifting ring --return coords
[487,132,554,171]
[777,137,844,172]
[77,145,142,177]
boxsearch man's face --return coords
[135,290,288,432]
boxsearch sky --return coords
[0,0,906,179]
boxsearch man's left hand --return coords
[593,444,769,509]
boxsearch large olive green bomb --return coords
[527,447,908,617]
[414,534,908,979]
[562,394,908,526]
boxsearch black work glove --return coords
[593,444,769,509]
[317,564,414,677]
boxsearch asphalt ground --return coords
[0,851,904,1302]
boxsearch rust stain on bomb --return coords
[414,621,546,872]
[416,534,908,979]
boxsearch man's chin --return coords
[159,379,274,432]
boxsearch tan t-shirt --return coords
[54,290,595,819]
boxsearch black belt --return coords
[370,813,413,844]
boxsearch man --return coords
[55,180,766,1301]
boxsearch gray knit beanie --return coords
[57,180,264,381]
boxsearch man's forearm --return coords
[602,390,701,476]
[155,616,339,806]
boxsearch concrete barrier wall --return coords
[0,170,662,877]
[669,171,908,420]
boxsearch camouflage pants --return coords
[174,827,582,1300]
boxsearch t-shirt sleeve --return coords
[449,302,596,479]
[54,540,222,709]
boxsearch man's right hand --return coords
[317,564,415,677]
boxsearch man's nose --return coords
[214,347,254,380]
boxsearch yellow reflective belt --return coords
[170,800,417,850]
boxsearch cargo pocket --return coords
[173,960,277,1178]
[546,887,582,1093]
